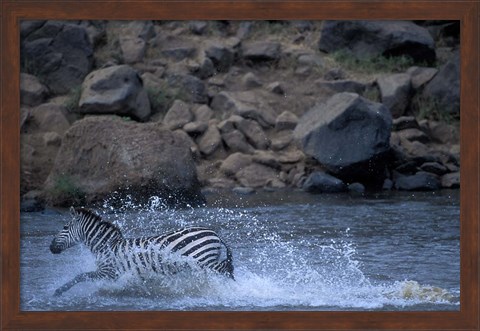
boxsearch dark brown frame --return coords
[1,1,478,330]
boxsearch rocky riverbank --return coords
[20,20,460,211]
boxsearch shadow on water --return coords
[20,190,460,311]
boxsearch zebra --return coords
[49,207,234,296]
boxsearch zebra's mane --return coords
[74,208,124,239]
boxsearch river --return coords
[20,189,460,311]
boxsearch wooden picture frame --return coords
[1,1,478,330]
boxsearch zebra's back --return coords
[113,227,234,279]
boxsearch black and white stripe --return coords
[50,207,234,296]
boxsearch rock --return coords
[237,119,270,150]
[197,125,222,156]
[382,178,394,190]
[183,121,208,135]
[294,92,392,185]
[120,37,146,64]
[271,131,293,151]
[156,36,197,60]
[20,73,48,106]
[297,53,324,68]
[277,150,304,164]
[189,55,215,79]
[242,41,281,62]
[22,21,93,94]
[220,153,253,176]
[24,103,70,135]
[205,41,235,72]
[395,172,441,191]
[396,128,430,143]
[21,133,64,194]
[78,65,151,121]
[348,182,366,193]
[44,116,205,207]
[194,105,214,122]
[392,116,420,131]
[315,79,367,95]
[163,100,193,130]
[394,161,419,175]
[120,21,155,41]
[236,21,253,40]
[235,163,279,188]
[420,162,448,175]
[441,172,460,188]
[267,81,285,95]
[43,131,62,146]
[318,20,435,64]
[303,171,347,193]
[221,129,255,154]
[232,186,256,195]
[166,74,208,104]
[324,68,346,81]
[425,121,459,144]
[377,73,412,118]
[406,66,438,89]
[211,91,276,127]
[242,72,262,88]
[21,190,45,212]
[217,115,243,134]
[253,151,281,169]
[423,50,460,115]
[275,111,298,131]
[189,21,208,35]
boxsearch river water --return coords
[20,190,460,311]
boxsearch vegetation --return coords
[330,50,416,74]
[146,84,189,116]
[64,85,83,112]
[47,175,85,205]
[411,94,457,123]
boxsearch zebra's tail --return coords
[216,241,234,280]
[224,244,235,280]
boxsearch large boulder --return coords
[294,92,392,185]
[20,103,71,195]
[78,65,151,121]
[44,116,205,207]
[21,21,93,94]
[422,50,460,115]
[318,21,435,64]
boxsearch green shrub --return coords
[48,175,85,205]
[331,50,416,74]
[64,85,83,112]
[411,94,457,123]
[146,84,189,116]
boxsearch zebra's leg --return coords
[54,268,116,296]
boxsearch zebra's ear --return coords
[69,206,76,217]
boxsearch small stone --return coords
[348,182,365,193]
[221,130,255,154]
[197,125,222,156]
[441,172,460,188]
[242,72,262,89]
[420,162,448,176]
[392,116,420,131]
[220,153,253,176]
[183,121,208,135]
[232,186,255,195]
[163,100,193,130]
[275,111,298,131]
[267,81,285,95]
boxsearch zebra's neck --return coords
[80,215,124,256]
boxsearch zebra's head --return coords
[50,207,92,254]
